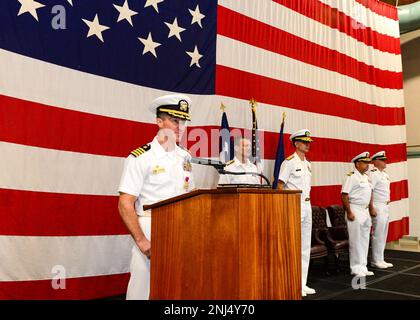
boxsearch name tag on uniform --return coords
[295,168,302,172]
[152,165,166,174]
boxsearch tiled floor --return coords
[305,249,420,300]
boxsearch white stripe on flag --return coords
[218,0,402,72]
[388,198,409,222]
[0,142,124,196]
[217,35,404,108]
[319,0,400,38]
[0,235,132,281]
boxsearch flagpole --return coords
[250,98,263,183]
[220,102,226,112]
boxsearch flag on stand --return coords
[272,113,286,189]
[219,103,234,163]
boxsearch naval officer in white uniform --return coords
[218,137,261,185]
[118,94,195,300]
[369,151,394,269]
[341,152,376,277]
[277,129,315,297]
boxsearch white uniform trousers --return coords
[126,216,151,300]
[346,204,372,275]
[301,201,312,287]
[371,202,390,264]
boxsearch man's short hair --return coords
[157,111,171,120]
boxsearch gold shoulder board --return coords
[130,144,151,157]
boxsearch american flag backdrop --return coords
[0,0,408,299]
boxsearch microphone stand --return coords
[216,168,271,187]
[190,156,272,188]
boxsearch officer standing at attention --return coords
[341,152,376,277]
[369,151,394,269]
[117,94,195,300]
[277,129,316,297]
[218,137,261,185]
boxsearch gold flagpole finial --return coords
[220,102,226,112]
[249,98,257,110]
[281,112,286,126]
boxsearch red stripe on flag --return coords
[272,0,400,55]
[216,65,405,126]
[0,95,407,162]
[390,179,409,202]
[355,0,399,21]
[218,6,402,90]
[0,94,157,157]
[310,181,408,208]
[188,126,407,163]
[387,217,409,242]
[0,181,407,236]
[0,273,129,300]
[0,188,128,236]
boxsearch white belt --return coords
[374,201,390,205]
[350,203,369,209]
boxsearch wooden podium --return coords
[144,188,302,300]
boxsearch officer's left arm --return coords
[369,195,377,217]
[277,160,292,189]
[368,172,377,217]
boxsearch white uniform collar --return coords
[354,169,366,178]
[233,156,253,167]
[151,136,178,158]
[293,151,306,162]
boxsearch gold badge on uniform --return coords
[152,165,166,174]
[183,157,192,172]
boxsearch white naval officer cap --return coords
[351,151,371,163]
[371,150,387,161]
[289,129,314,142]
[149,94,192,121]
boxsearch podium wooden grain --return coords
[144,188,302,300]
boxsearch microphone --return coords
[190,156,226,171]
